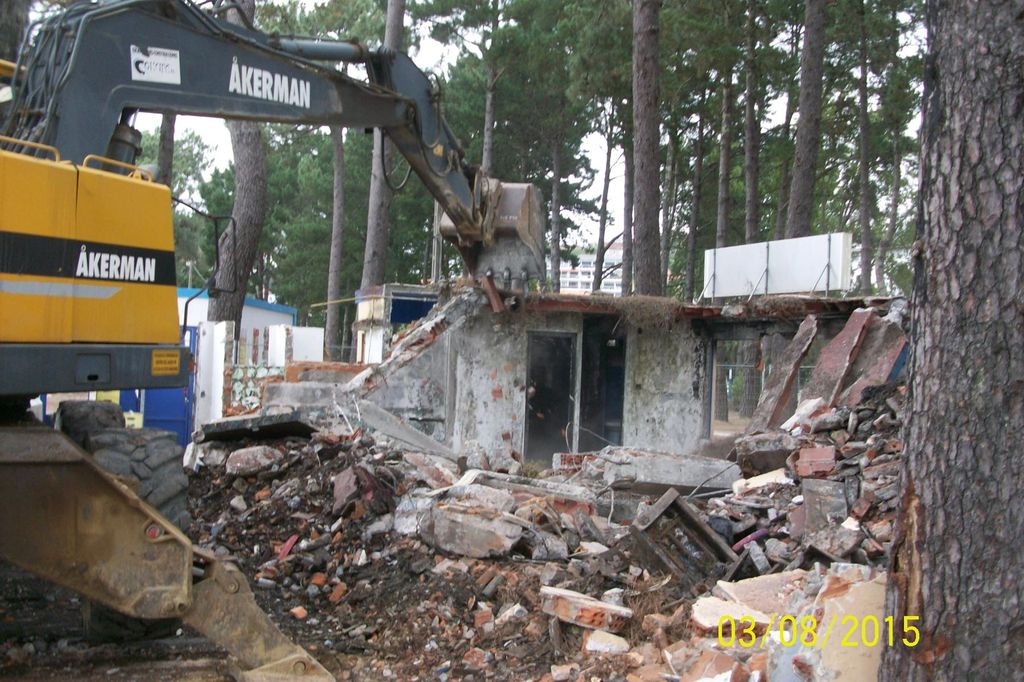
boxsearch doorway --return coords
[578,316,626,451]
[525,333,576,461]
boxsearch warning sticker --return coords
[151,349,181,376]
[130,45,181,85]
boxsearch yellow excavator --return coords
[0,0,545,678]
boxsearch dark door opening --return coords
[578,316,627,451]
[525,333,576,461]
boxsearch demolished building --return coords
[259,287,888,467]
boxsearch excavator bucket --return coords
[0,425,334,681]
[439,180,547,290]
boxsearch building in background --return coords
[353,284,439,364]
[558,242,623,295]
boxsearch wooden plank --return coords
[670,495,740,563]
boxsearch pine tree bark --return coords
[360,0,405,290]
[549,141,562,293]
[631,0,663,296]
[593,117,615,292]
[857,0,873,293]
[622,139,634,296]
[325,125,346,360]
[209,0,267,328]
[156,114,176,189]
[685,104,705,301]
[785,0,828,239]
[879,2,1024,679]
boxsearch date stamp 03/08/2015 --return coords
[717,614,921,650]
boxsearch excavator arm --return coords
[3,0,544,282]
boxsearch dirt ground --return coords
[0,562,236,681]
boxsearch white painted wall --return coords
[268,326,325,365]
[194,320,228,427]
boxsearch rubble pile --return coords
[188,421,690,680]
[719,381,906,573]
[183,301,909,681]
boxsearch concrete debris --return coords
[747,314,818,433]
[224,444,284,476]
[712,569,810,615]
[734,431,801,475]
[800,308,874,406]
[199,408,316,443]
[690,595,772,634]
[594,447,741,495]
[420,503,524,558]
[731,467,793,496]
[540,586,634,632]
[402,451,458,489]
[582,629,630,655]
[355,399,458,461]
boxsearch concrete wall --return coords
[622,321,707,456]
[449,310,581,456]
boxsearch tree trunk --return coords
[482,61,497,174]
[593,117,614,292]
[660,139,677,289]
[156,114,176,189]
[774,90,797,240]
[0,0,30,61]
[880,2,1024,679]
[631,0,662,296]
[360,0,405,290]
[622,139,634,296]
[209,0,267,328]
[739,2,763,419]
[857,0,873,293]
[715,67,734,252]
[785,0,828,239]
[715,350,731,423]
[874,140,901,292]
[739,340,762,418]
[713,70,734,422]
[325,125,346,360]
[685,105,705,301]
[549,141,562,293]
[774,22,801,241]
[743,0,760,245]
